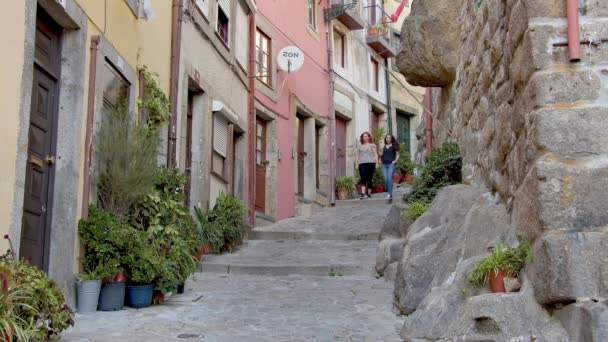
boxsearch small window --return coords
[217,5,230,46]
[212,114,228,178]
[333,30,345,68]
[307,0,317,30]
[102,61,130,110]
[392,32,401,69]
[256,29,272,86]
[371,58,379,92]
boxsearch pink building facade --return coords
[253,0,332,222]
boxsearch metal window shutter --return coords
[218,0,231,15]
[236,2,248,68]
[213,114,228,157]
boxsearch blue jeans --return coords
[381,163,396,195]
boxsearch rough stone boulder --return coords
[555,300,608,341]
[531,231,608,305]
[397,0,465,86]
[393,185,517,314]
[376,203,411,280]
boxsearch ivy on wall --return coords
[139,66,170,134]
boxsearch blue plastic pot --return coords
[99,281,126,311]
[126,284,154,308]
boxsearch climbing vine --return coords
[139,66,170,133]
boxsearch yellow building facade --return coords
[1,0,173,305]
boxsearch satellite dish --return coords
[277,46,305,73]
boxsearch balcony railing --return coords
[364,5,396,58]
[325,0,364,30]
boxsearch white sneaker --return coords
[385,194,391,200]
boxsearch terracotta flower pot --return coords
[393,172,402,183]
[111,271,127,283]
[337,188,349,200]
[369,27,379,35]
[152,290,165,304]
[193,245,205,261]
[489,270,508,293]
[403,173,413,183]
[373,185,384,193]
[202,243,214,254]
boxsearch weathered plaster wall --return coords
[255,0,331,220]
[0,0,27,254]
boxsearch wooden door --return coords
[184,91,194,206]
[254,118,266,212]
[371,111,380,141]
[20,10,61,270]
[397,112,411,154]
[297,117,305,195]
[335,117,347,177]
[315,126,320,189]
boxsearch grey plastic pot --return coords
[98,281,126,311]
[76,279,102,314]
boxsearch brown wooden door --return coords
[315,126,320,189]
[335,117,347,177]
[20,10,61,270]
[184,91,194,206]
[297,117,305,195]
[371,111,380,141]
[254,118,267,212]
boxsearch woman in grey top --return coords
[355,132,379,199]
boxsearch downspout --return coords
[247,12,256,224]
[425,88,433,157]
[566,0,581,62]
[168,0,184,168]
[81,35,100,220]
[385,60,392,136]
[327,20,336,205]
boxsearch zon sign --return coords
[277,46,305,73]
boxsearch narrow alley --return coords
[62,191,406,342]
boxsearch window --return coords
[333,30,345,68]
[102,61,129,110]
[212,114,228,178]
[371,58,379,92]
[256,29,271,86]
[235,2,249,69]
[307,0,317,30]
[217,3,230,46]
[392,32,401,69]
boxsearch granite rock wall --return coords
[386,0,608,340]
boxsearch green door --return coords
[396,112,411,155]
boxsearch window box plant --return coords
[335,176,356,200]
[467,242,533,293]
[372,167,384,193]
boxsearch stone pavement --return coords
[62,188,408,342]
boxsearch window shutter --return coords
[213,114,228,157]
[235,2,249,69]
[218,0,231,15]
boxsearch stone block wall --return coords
[393,0,608,339]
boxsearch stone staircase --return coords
[201,187,409,278]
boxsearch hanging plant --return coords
[139,66,170,133]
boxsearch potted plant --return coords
[396,150,417,183]
[122,232,160,309]
[467,242,533,293]
[335,176,356,200]
[372,167,384,193]
[75,270,102,314]
[369,24,381,35]
[194,206,223,259]
[97,261,125,312]
[1,240,74,340]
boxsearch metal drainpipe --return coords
[385,59,392,136]
[81,35,100,219]
[168,0,184,168]
[566,0,581,62]
[247,13,256,224]
[327,20,336,206]
[425,88,433,157]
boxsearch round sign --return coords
[277,46,305,73]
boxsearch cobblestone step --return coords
[201,240,377,276]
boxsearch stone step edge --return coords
[199,262,374,277]
[248,230,379,241]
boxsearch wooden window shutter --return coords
[213,114,228,157]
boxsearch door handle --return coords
[44,155,55,165]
